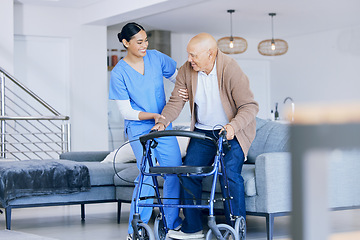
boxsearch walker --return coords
[130,130,246,240]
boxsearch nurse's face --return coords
[123,30,148,58]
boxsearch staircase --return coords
[0,66,70,160]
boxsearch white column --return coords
[291,103,360,240]
[0,0,14,74]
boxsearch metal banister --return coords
[0,116,69,120]
[0,66,63,117]
[0,66,71,160]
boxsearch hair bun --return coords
[117,22,145,47]
[117,32,123,42]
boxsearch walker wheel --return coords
[154,214,167,240]
[235,216,246,240]
[206,223,237,240]
[133,222,155,240]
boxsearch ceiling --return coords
[14,0,103,9]
[15,0,360,39]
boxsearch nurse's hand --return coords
[153,113,165,124]
[152,122,166,131]
[178,88,189,102]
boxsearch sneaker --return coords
[126,234,132,240]
[173,224,182,231]
[168,230,204,239]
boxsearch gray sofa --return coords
[0,152,130,230]
[1,118,359,240]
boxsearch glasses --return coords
[188,49,208,59]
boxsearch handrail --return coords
[0,65,71,159]
[0,66,64,117]
[0,116,69,120]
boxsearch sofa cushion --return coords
[80,162,132,186]
[114,163,256,197]
[247,118,290,164]
[60,151,111,162]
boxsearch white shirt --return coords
[194,62,229,130]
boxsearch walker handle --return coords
[139,130,215,144]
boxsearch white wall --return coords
[171,27,360,121]
[271,25,360,119]
[14,35,70,115]
[0,0,14,73]
[13,4,108,151]
[71,24,108,151]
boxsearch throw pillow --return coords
[101,142,136,164]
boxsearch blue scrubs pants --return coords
[181,128,246,233]
[126,122,182,234]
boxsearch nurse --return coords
[108,22,185,240]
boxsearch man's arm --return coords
[153,65,189,130]
[227,62,259,133]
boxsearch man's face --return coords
[186,44,212,72]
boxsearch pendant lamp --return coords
[218,9,247,54]
[258,13,288,56]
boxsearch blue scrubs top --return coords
[109,51,182,232]
[109,50,176,125]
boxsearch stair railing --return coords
[0,66,70,160]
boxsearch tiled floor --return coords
[1,202,360,239]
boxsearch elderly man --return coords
[153,33,259,239]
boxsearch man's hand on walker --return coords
[220,124,235,140]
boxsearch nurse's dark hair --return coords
[117,22,145,47]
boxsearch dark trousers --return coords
[181,128,246,233]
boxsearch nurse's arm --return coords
[116,100,164,121]
[139,112,165,121]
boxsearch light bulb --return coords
[271,40,276,51]
[229,40,234,49]
[271,43,276,50]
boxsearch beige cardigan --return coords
[159,50,259,156]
